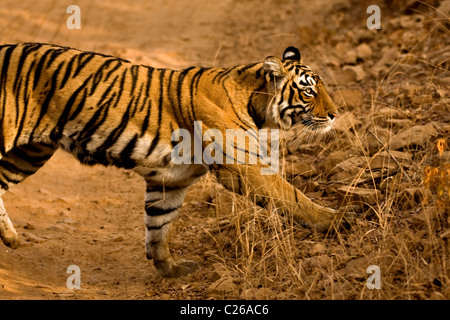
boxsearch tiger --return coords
[0,43,340,278]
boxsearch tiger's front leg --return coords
[144,184,198,278]
[213,164,339,232]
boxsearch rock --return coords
[207,277,238,296]
[240,287,274,300]
[330,170,359,184]
[372,47,398,75]
[388,123,439,150]
[402,84,424,98]
[365,126,392,154]
[330,156,366,176]
[378,106,408,118]
[284,159,317,178]
[333,112,362,132]
[397,187,424,209]
[321,150,348,171]
[23,223,35,230]
[356,43,372,60]
[324,55,340,68]
[414,206,442,223]
[333,89,363,110]
[302,255,332,270]
[337,186,381,205]
[437,0,450,15]
[21,232,46,244]
[386,119,414,130]
[342,65,366,82]
[379,150,412,162]
[343,50,357,65]
[299,181,320,193]
[309,243,326,256]
[411,95,433,107]
[337,256,371,279]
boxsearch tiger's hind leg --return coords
[0,142,57,248]
[144,184,198,278]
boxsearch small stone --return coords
[342,65,366,82]
[356,43,373,60]
[21,232,46,243]
[388,123,438,150]
[337,186,381,205]
[343,50,357,65]
[438,0,450,15]
[309,243,326,256]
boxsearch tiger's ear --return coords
[283,46,301,63]
[263,56,286,78]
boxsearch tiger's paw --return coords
[311,207,355,232]
[311,207,338,232]
[161,260,199,278]
[0,231,20,249]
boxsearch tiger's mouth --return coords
[292,113,335,133]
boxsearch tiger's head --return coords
[262,46,338,132]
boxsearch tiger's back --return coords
[1,43,181,170]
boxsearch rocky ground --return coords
[0,0,449,299]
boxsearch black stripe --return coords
[113,68,128,108]
[0,45,17,154]
[166,70,184,126]
[74,52,96,77]
[33,48,54,90]
[146,221,171,231]
[77,96,113,146]
[247,82,266,128]
[67,75,93,121]
[13,44,39,95]
[130,65,139,93]
[176,66,196,126]
[146,185,184,192]
[29,61,65,143]
[140,97,151,135]
[97,75,119,107]
[146,131,160,157]
[189,68,206,122]
[0,159,36,176]
[89,59,116,95]
[59,54,78,89]
[144,69,166,158]
[92,101,134,163]
[13,147,54,165]
[13,59,35,148]
[104,59,122,81]
[117,134,138,169]
[131,82,144,118]
[288,86,295,106]
[237,63,258,76]
[51,87,88,141]
[145,205,180,217]
[46,48,68,68]
[0,177,9,190]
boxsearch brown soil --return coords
[0,0,449,300]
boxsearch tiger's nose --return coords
[328,113,337,120]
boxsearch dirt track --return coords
[0,0,449,300]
